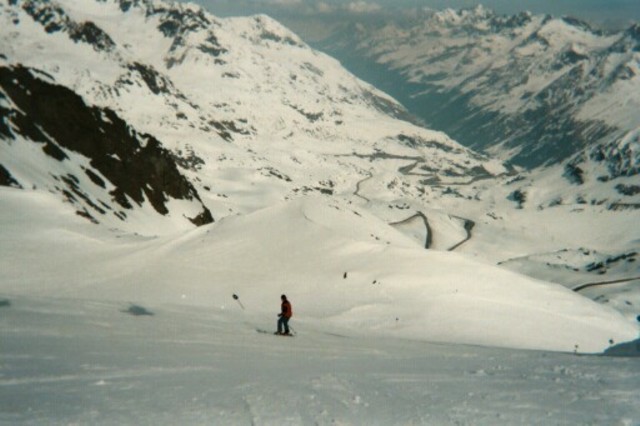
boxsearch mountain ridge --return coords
[1,0,507,233]
[313,6,640,170]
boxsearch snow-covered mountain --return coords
[1,0,506,233]
[315,6,640,170]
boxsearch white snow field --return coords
[1,187,639,424]
[2,296,639,425]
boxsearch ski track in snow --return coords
[1,297,639,425]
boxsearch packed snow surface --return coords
[2,296,639,425]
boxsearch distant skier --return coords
[277,294,292,335]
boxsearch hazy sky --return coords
[187,0,640,30]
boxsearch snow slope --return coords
[2,296,639,425]
[1,188,639,424]
[1,188,637,354]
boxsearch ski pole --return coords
[232,293,245,310]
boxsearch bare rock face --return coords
[0,64,213,226]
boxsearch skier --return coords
[277,294,292,335]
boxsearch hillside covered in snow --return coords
[2,188,639,423]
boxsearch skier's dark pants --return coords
[277,316,290,334]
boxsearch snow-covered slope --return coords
[499,127,640,211]
[316,6,640,169]
[1,190,639,422]
[0,64,214,232]
[0,0,638,358]
[2,188,637,354]
[3,295,639,424]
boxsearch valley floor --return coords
[1,297,639,425]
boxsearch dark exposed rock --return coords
[20,0,67,34]
[0,64,213,225]
[197,34,227,57]
[68,21,116,52]
[615,184,640,196]
[260,167,291,182]
[154,2,226,64]
[254,16,302,47]
[124,62,172,95]
[0,164,21,188]
[561,16,597,33]
[563,163,585,185]
[84,168,106,188]
[508,189,526,209]
[172,148,205,171]
[589,137,640,179]
[42,141,68,161]
[209,119,254,142]
[19,0,115,52]
[289,104,323,122]
[189,208,214,227]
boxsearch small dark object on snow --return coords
[123,304,154,316]
[232,294,245,309]
[0,299,11,308]
[343,272,347,279]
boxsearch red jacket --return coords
[281,300,292,318]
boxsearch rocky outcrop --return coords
[0,64,213,226]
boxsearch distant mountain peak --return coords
[316,8,640,169]
[560,16,598,33]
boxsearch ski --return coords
[256,328,294,336]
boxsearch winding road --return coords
[352,164,476,251]
[447,217,476,251]
[572,276,640,292]
[389,212,433,249]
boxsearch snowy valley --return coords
[0,0,639,424]
[314,6,640,169]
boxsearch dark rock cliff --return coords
[0,64,213,226]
